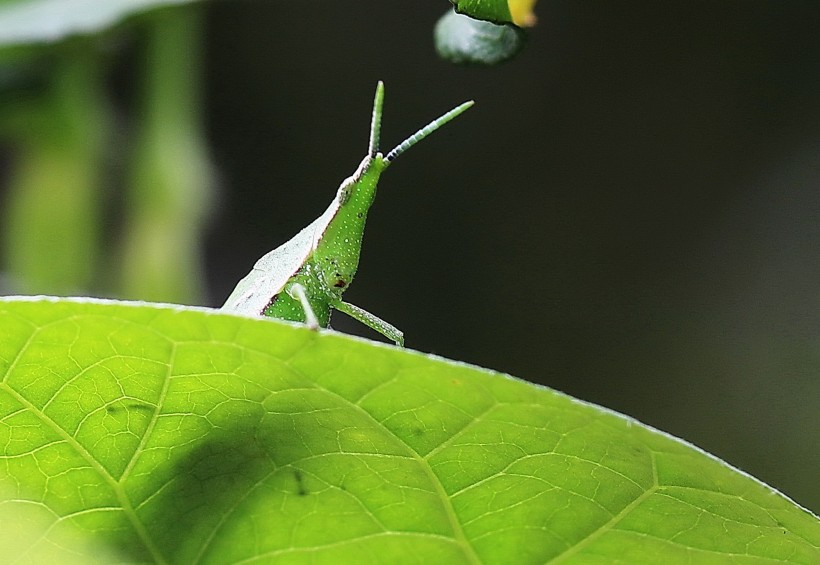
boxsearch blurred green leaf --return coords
[435,10,526,66]
[1,297,817,563]
[0,0,199,47]
[0,4,212,304]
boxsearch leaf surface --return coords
[0,297,818,563]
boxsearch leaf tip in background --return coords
[0,0,199,48]
[435,10,527,66]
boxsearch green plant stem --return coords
[120,6,213,304]
[2,43,107,294]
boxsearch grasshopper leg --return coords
[333,300,404,346]
[288,283,320,330]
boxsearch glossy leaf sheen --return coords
[0,0,198,47]
[449,0,512,25]
[0,297,818,563]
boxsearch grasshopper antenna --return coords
[384,100,474,164]
[368,81,385,158]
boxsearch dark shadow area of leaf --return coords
[131,405,291,563]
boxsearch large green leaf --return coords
[0,297,817,563]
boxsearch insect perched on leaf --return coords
[221,81,473,346]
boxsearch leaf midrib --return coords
[0,356,172,565]
[284,360,485,565]
[548,451,659,563]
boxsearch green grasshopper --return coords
[221,81,472,346]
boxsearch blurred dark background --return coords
[204,1,820,513]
